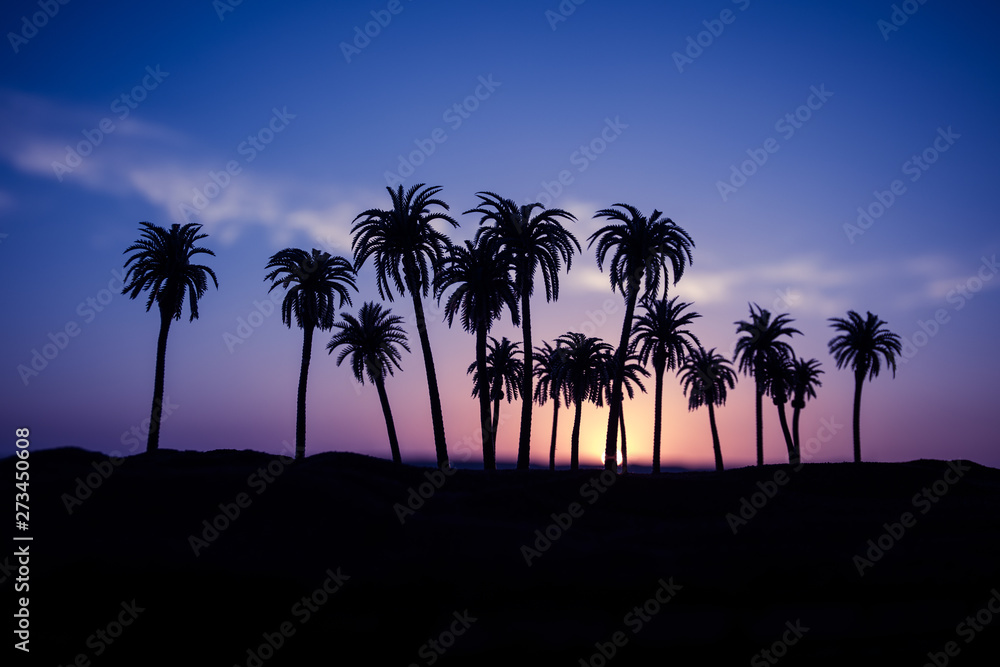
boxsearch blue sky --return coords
[2,0,998,468]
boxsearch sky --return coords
[1,0,998,469]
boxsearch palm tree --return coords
[555,333,613,471]
[353,184,458,468]
[828,311,902,463]
[265,248,356,460]
[597,348,649,473]
[789,357,824,461]
[631,296,701,473]
[733,304,801,466]
[122,222,218,453]
[468,192,580,470]
[437,238,519,470]
[468,336,523,462]
[589,204,694,471]
[533,341,570,471]
[763,351,797,464]
[327,302,409,465]
[678,347,737,472]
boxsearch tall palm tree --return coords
[468,192,580,470]
[631,296,701,473]
[468,336,523,462]
[597,348,649,473]
[437,238,519,470]
[533,341,570,471]
[353,184,458,468]
[122,222,218,453]
[265,248,356,460]
[789,357,824,461]
[555,333,613,471]
[589,204,694,471]
[327,302,409,465]
[678,346,737,472]
[733,304,801,466]
[828,311,902,463]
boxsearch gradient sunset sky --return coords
[2,0,998,468]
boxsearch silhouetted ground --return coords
[7,447,1000,665]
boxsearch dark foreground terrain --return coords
[6,448,1000,665]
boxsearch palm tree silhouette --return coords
[678,346,737,472]
[327,302,410,465]
[468,192,580,470]
[121,222,218,453]
[468,336,523,463]
[789,357,823,462]
[437,238,519,470]
[589,204,694,471]
[555,332,613,471]
[631,296,701,473]
[828,310,902,463]
[353,184,458,468]
[733,304,800,466]
[533,341,570,471]
[597,348,649,474]
[265,248,356,461]
[763,351,797,464]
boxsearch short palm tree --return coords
[468,192,580,470]
[533,341,570,471]
[789,357,824,461]
[828,311,902,463]
[589,204,694,471]
[631,296,701,473]
[122,222,218,453]
[763,350,797,464]
[353,184,458,468]
[265,248,357,460]
[327,302,409,465]
[437,238,519,470]
[468,336,523,462]
[597,349,649,473]
[733,304,801,466]
[555,333,613,471]
[678,346,737,472]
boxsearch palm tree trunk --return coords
[549,397,560,471]
[516,277,533,470]
[853,371,864,463]
[374,376,401,465]
[776,401,796,465]
[146,306,172,453]
[754,381,764,466]
[492,394,501,459]
[792,401,803,465]
[619,409,628,474]
[476,327,494,470]
[605,287,638,471]
[652,364,664,474]
[295,322,314,461]
[570,398,583,471]
[708,401,723,472]
[405,270,449,468]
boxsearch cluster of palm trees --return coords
[120,184,903,470]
